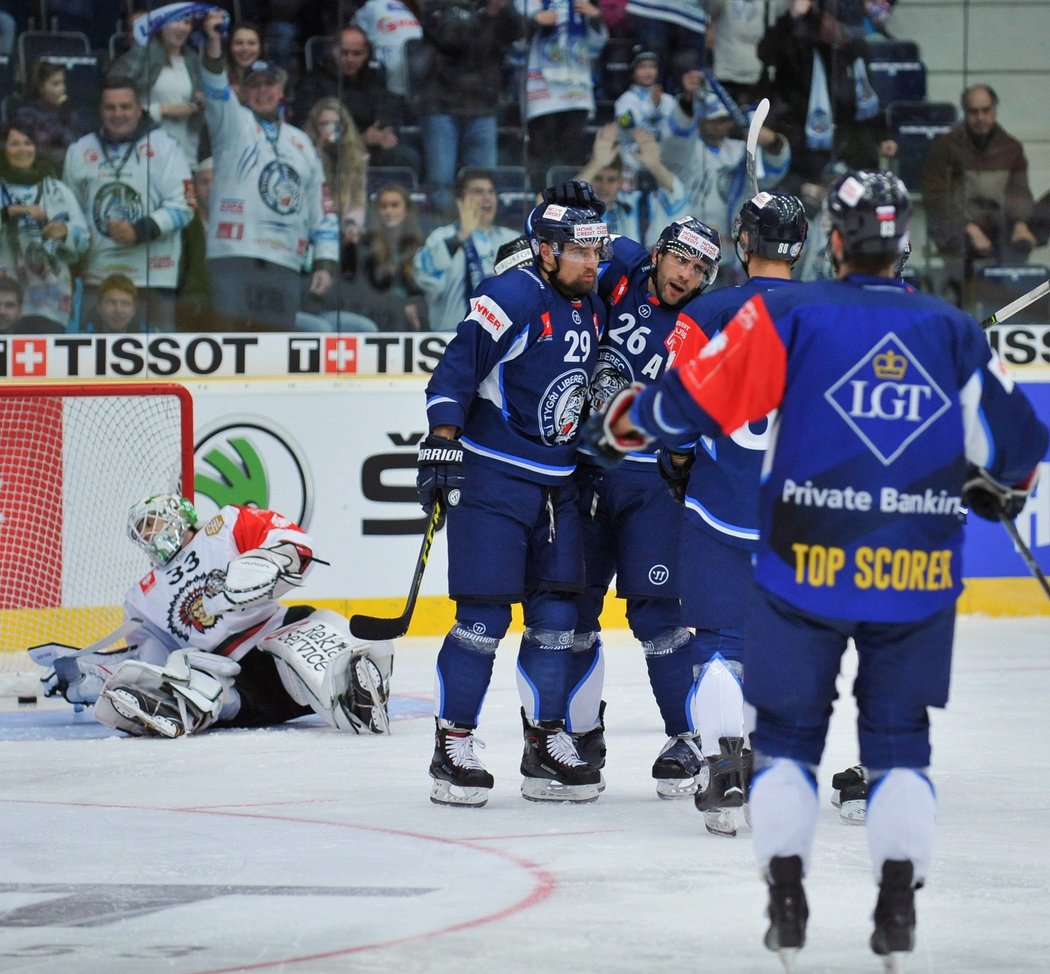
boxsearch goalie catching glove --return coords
[579,382,653,468]
[961,464,1038,522]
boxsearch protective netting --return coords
[0,385,192,678]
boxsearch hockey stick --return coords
[980,279,1050,329]
[27,618,142,668]
[349,499,443,641]
[998,511,1050,601]
[745,97,771,199]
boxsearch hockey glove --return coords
[962,464,1038,522]
[579,382,653,469]
[657,449,696,504]
[541,179,606,217]
[417,433,465,512]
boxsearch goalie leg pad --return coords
[93,651,240,738]
[258,609,393,732]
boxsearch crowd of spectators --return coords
[0,0,1043,334]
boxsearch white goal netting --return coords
[0,384,193,686]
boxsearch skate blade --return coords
[103,688,182,738]
[839,798,867,824]
[777,948,800,973]
[597,772,606,793]
[655,776,698,800]
[430,779,490,807]
[703,807,738,837]
[831,787,842,808]
[521,777,600,803]
[881,952,907,972]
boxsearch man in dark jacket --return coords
[922,83,1037,309]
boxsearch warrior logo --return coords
[587,347,631,413]
[539,368,590,444]
[93,182,144,236]
[259,160,303,215]
[167,571,225,641]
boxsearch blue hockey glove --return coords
[541,179,607,217]
[417,433,465,512]
[579,382,652,469]
[962,464,1037,522]
[657,449,696,504]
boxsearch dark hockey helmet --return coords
[525,201,612,262]
[732,191,808,263]
[493,235,533,275]
[654,216,722,289]
[822,169,912,258]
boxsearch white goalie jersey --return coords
[123,505,315,664]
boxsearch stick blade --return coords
[348,614,410,642]
[746,97,770,157]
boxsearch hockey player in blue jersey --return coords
[661,191,809,836]
[419,194,610,807]
[570,215,723,799]
[584,170,1049,967]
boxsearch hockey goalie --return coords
[34,494,393,738]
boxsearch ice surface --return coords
[2,616,1049,973]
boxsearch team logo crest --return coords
[259,160,303,215]
[167,571,225,640]
[824,333,951,465]
[92,182,144,235]
[587,347,632,413]
[539,368,590,444]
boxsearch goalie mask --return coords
[732,192,808,267]
[128,494,199,566]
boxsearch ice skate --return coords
[764,855,807,972]
[520,709,601,803]
[651,733,703,799]
[694,736,746,836]
[334,650,390,734]
[99,685,186,738]
[429,718,494,807]
[831,764,868,823]
[571,699,606,792]
[871,859,917,972]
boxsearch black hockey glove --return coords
[657,449,696,505]
[541,179,606,217]
[417,433,465,513]
[579,382,652,469]
[961,464,1037,522]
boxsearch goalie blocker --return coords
[93,611,394,737]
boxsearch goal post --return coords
[0,383,194,678]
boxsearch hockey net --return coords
[0,383,193,689]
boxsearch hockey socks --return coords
[434,626,498,727]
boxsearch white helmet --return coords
[127,494,199,566]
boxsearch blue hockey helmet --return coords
[654,216,722,290]
[732,191,808,263]
[525,201,612,262]
[822,169,912,259]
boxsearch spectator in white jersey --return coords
[200,9,339,331]
[63,78,193,331]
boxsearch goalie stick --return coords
[980,278,1050,329]
[745,97,770,199]
[349,499,443,641]
[27,618,142,669]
